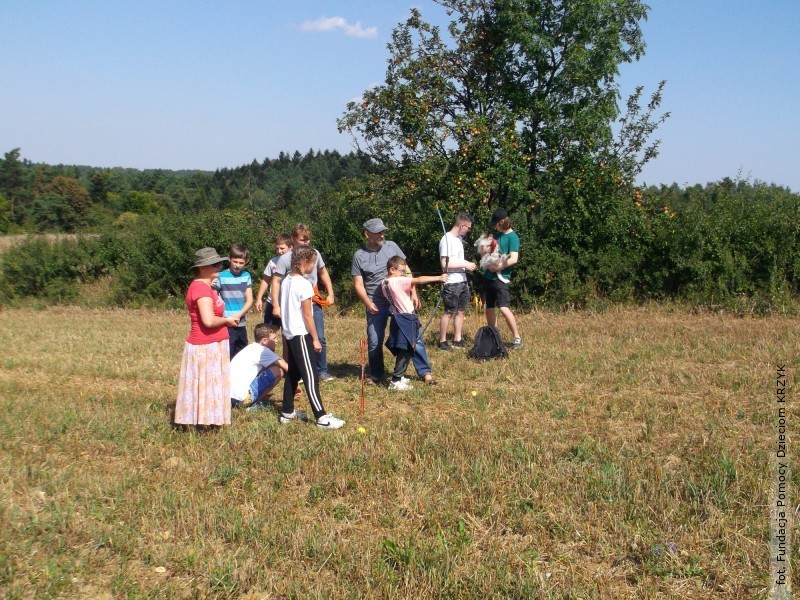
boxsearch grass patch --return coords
[0,305,794,597]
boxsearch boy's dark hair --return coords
[229,243,249,260]
[496,216,512,230]
[291,246,317,273]
[386,255,408,272]
[254,323,278,342]
[274,233,292,246]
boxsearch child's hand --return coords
[439,274,448,283]
[228,316,240,327]
[313,339,322,353]
[465,262,477,272]
[255,298,263,313]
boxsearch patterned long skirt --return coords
[175,340,231,426]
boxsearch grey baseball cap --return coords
[363,218,388,233]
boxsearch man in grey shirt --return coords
[352,218,433,384]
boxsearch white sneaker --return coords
[279,410,308,424]
[316,414,345,430]
[389,379,413,391]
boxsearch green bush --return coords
[0,236,105,302]
[106,210,283,305]
[637,181,800,309]
[1,180,798,312]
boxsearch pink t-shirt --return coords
[381,276,415,314]
[186,280,229,344]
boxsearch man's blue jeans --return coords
[366,307,431,380]
[312,303,329,376]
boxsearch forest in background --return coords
[0,147,375,233]
[0,146,798,314]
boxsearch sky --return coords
[1,1,797,191]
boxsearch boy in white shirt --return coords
[229,324,288,410]
[437,212,478,350]
[255,233,292,327]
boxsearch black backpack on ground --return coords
[467,325,508,360]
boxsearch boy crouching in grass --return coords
[279,246,345,430]
[381,255,447,391]
[229,324,288,411]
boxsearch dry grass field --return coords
[0,234,98,254]
[0,305,796,598]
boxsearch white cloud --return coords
[300,16,377,39]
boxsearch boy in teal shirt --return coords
[217,243,254,358]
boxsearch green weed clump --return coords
[0,306,792,597]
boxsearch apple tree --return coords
[338,0,668,299]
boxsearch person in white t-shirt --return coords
[438,212,478,350]
[229,324,287,410]
[254,233,292,327]
[270,223,336,381]
[278,246,345,430]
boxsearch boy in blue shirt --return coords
[217,243,254,359]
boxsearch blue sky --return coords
[1,1,797,191]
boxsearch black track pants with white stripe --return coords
[282,334,326,419]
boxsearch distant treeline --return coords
[0,148,798,313]
[0,147,376,233]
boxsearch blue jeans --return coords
[312,303,329,376]
[366,307,431,379]
[247,368,277,405]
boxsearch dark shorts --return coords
[263,302,282,328]
[228,326,249,358]
[484,278,511,308]
[441,281,469,313]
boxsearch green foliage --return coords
[0,236,106,302]
[2,179,799,311]
[0,194,10,234]
[0,148,375,234]
[337,0,670,308]
[338,0,666,216]
[636,180,800,311]
[104,210,280,305]
[30,193,83,232]
[0,148,28,224]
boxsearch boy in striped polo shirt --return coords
[217,244,254,359]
